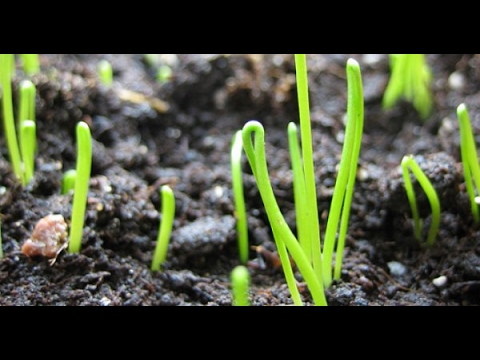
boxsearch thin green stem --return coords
[231,130,249,264]
[242,120,326,306]
[457,103,480,222]
[20,120,36,185]
[287,122,310,263]
[294,54,322,280]
[401,155,441,247]
[151,185,175,271]
[230,265,251,306]
[333,58,364,281]
[97,60,113,87]
[68,122,92,253]
[20,54,40,75]
[0,54,23,181]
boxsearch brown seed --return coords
[21,214,69,265]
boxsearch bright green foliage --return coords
[62,169,77,195]
[97,60,113,87]
[68,122,92,254]
[156,65,173,84]
[241,55,364,305]
[401,154,441,247]
[231,130,249,264]
[151,185,175,271]
[383,54,433,120]
[0,57,38,186]
[0,54,23,181]
[20,54,40,75]
[20,120,36,185]
[457,103,480,222]
[230,265,251,306]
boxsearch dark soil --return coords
[1,54,479,306]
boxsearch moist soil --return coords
[1,54,479,306]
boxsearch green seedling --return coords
[383,54,433,120]
[62,169,77,195]
[457,103,480,222]
[1,57,37,186]
[230,265,251,306]
[242,56,363,305]
[20,120,36,185]
[0,54,23,181]
[401,154,441,247]
[151,185,175,271]
[68,122,92,254]
[97,60,113,87]
[156,65,173,84]
[231,130,249,264]
[20,54,40,76]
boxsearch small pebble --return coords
[432,275,448,288]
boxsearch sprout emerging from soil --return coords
[151,185,175,271]
[68,122,92,254]
[231,130,249,264]
[456,103,480,223]
[241,56,364,305]
[401,154,441,247]
[383,54,433,120]
[97,60,113,87]
[230,265,251,306]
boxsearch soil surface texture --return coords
[1,54,479,306]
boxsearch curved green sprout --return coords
[241,56,364,305]
[242,120,326,306]
[68,122,92,254]
[457,103,480,223]
[231,130,249,264]
[401,154,441,247]
[383,54,433,120]
[151,185,175,271]
[230,265,251,306]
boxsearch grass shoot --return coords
[231,130,249,264]
[383,54,433,120]
[20,120,36,185]
[62,169,77,195]
[97,60,113,87]
[19,54,40,76]
[68,122,92,254]
[151,185,175,271]
[456,103,480,222]
[230,265,251,306]
[241,56,364,305]
[401,154,441,247]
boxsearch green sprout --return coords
[0,54,23,182]
[230,265,251,306]
[62,169,77,195]
[456,103,480,223]
[231,130,249,264]
[156,65,173,84]
[242,55,364,305]
[151,185,175,271]
[383,54,433,120]
[97,60,113,87]
[19,54,40,76]
[68,121,92,254]
[401,154,441,247]
[1,57,38,186]
[20,120,36,185]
